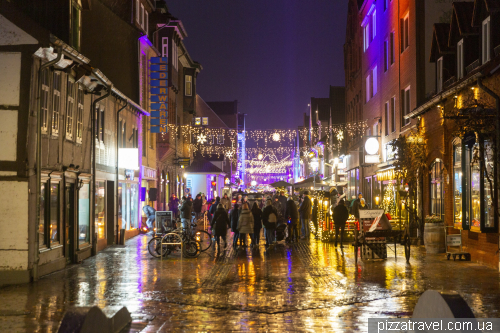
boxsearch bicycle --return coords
[148,230,200,258]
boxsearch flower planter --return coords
[424,222,445,254]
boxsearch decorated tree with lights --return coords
[380,182,396,216]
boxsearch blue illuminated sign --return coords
[150,57,168,133]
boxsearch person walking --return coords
[230,203,240,248]
[312,198,319,239]
[352,193,364,221]
[168,194,179,218]
[179,197,192,235]
[262,199,278,246]
[299,191,312,239]
[220,193,230,211]
[251,202,262,246]
[238,203,254,247]
[142,204,156,229]
[211,204,230,250]
[333,199,350,248]
[285,197,300,243]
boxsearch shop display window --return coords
[95,181,106,239]
[39,182,47,248]
[78,183,90,245]
[119,182,139,230]
[50,183,59,244]
[453,142,462,229]
[484,142,494,229]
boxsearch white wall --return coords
[186,174,207,198]
[0,181,29,270]
[0,110,18,161]
[0,15,38,46]
[0,52,21,106]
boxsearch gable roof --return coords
[430,23,453,62]
[472,0,500,26]
[185,156,224,174]
[449,2,477,46]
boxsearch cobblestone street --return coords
[1,231,499,332]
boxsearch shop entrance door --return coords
[106,180,115,245]
[65,183,75,263]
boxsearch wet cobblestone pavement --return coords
[1,231,500,332]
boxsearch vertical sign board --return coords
[150,57,168,133]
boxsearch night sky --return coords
[166,0,348,130]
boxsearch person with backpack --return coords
[211,204,230,250]
[262,199,278,246]
[237,203,254,247]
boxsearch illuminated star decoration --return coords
[336,130,344,142]
[197,134,207,144]
[272,132,281,142]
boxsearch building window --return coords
[384,101,389,135]
[118,120,123,148]
[363,23,370,51]
[52,72,61,136]
[194,117,201,125]
[365,74,371,103]
[453,140,462,228]
[390,96,396,132]
[172,43,178,71]
[384,39,389,72]
[217,134,224,144]
[384,0,389,11]
[71,1,81,51]
[95,106,105,142]
[401,13,409,53]
[66,80,75,140]
[144,10,148,34]
[372,10,376,40]
[401,86,410,126]
[41,69,49,134]
[135,0,140,23]
[437,57,443,93]
[430,159,444,219]
[482,16,491,64]
[185,75,192,96]
[162,37,168,58]
[95,180,106,239]
[484,141,495,229]
[49,182,60,244]
[457,39,464,79]
[134,128,138,148]
[202,117,208,126]
[372,66,378,96]
[140,3,144,28]
[76,85,84,143]
[390,31,395,64]
[78,182,90,245]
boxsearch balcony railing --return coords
[443,76,456,89]
[495,45,500,57]
[466,59,480,75]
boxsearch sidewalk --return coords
[1,233,499,332]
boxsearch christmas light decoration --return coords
[197,133,207,144]
[381,182,396,216]
[272,132,281,141]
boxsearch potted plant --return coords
[424,215,445,254]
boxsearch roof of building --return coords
[206,101,238,115]
[449,2,477,46]
[196,95,229,129]
[430,23,453,62]
[185,156,224,174]
[472,0,500,26]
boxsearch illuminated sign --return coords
[118,148,139,170]
[150,57,168,133]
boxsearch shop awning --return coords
[376,167,396,181]
[293,175,330,189]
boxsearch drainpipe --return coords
[91,82,112,256]
[115,99,128,244]
[34,47,62,282]
[477,78,500,268]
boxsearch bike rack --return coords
[160,233,183,262]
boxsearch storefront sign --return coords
[150,57,168,133]
[365,155,380,164]
[359,210,385,219]
[142,166,157,180]
[364,137,380,165]
[155,211,174,232]
[446,234,462,247]
[386,143,397,161]
[118,148,139,170]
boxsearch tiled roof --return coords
[185,156,223,173]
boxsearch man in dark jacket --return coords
[262,200,279,246]
[285,198,300,243]
[179,197,192,234]
[333,199,350,248]
[168,194,179,218]
[351,192,363,219]
[298,191,312,239]
[211,204,230,250]
[193,194,203,219]
[277,192,287,217]
[230,203,241,248]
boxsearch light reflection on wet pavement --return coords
[1,231,499,332]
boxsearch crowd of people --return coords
[163,190,371,251]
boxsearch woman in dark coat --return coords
[230,203,241,248]
[211,204,230,249]
[251,202,263,246]
[312,198,319,239]
[333,199,350,248]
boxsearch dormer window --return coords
[482,16,491,64]
[437,56,443,92]
[135,0,148,34]
[362,5,376,52]
[457,39,464,79]
[71,0,81,51]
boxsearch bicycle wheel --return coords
[184,241,200,258]
[161,232,183,256]
[194,230,212,252]
[148,236,169,258]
